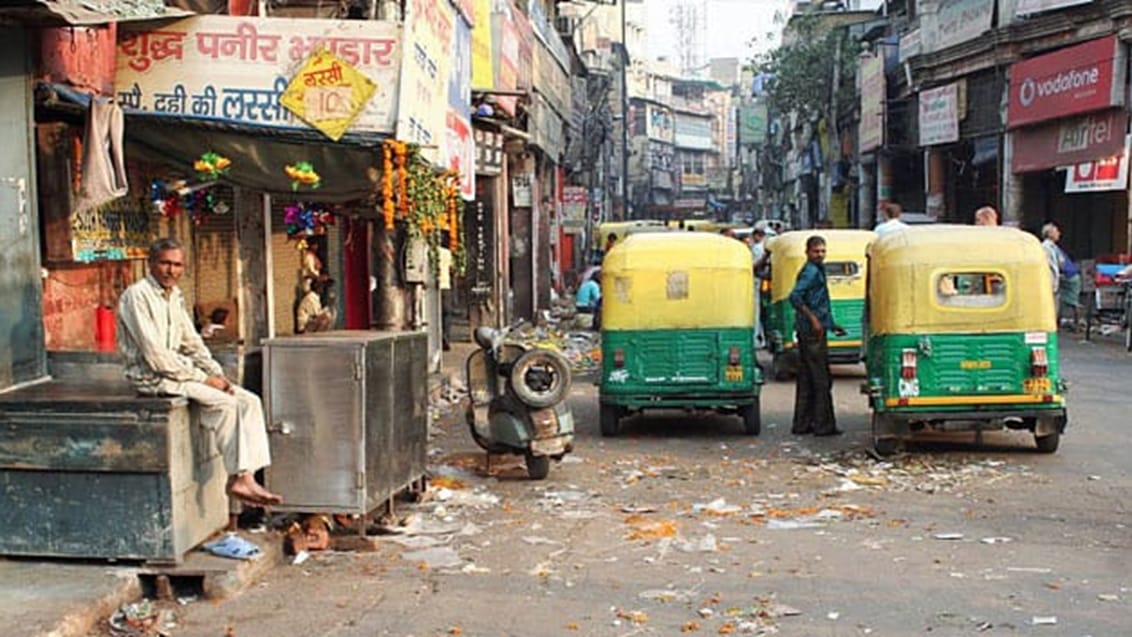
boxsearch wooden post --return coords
[372,223,407,330]
[234,187,269,353]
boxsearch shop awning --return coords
[0,0,193,26]
[42,82,383,203]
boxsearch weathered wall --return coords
[0,31,46,389]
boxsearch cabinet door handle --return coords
[268,421,294,435]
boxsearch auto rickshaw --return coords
[764,229,875,379]
[863,225,1068,455]
[599,233,762,436]
[595,220,666,252]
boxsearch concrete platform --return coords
[0,532,281,637]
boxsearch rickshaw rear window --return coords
[935,272,1006,308]
[666,271,689,299]
[824,261,859,277]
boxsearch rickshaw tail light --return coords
[1030,347,1048,377]
[613,348,625,368]
[900,349,917,380]
[728,346,741,365]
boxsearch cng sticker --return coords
[898,378,920,398]
[724,365,744,382]
[960,360,992,370]
[608,369,630,384]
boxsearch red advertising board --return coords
[1010,109,1128,173]
[1007,35,1125,129]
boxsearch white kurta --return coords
[117,276,271,475]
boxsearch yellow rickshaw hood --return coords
[867,225,1056,334]
[602,233,755,330]
[767,229,876,302]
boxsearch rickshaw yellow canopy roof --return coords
[868,225,1056,334]
[767,229,876,302]
[602,233,754,329]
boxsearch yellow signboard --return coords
[281,48,376,142]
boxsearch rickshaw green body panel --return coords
[601,328,761,408]
[865,332,1065,414]
[768,298,865,363]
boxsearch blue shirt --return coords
[576,279,601,309]
[789,261,834,336]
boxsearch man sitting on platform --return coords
[117,237,281,506]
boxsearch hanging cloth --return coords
[75,97,128,212]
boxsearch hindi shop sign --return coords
[115,16,400,134]
[858,53,885,153]
[1065,136,1130,193]
[397,0,457,166]
[919,83,959,146]
[1007,35,1125,129]
[921,0,994,54]
[1010,109,1128,173]
[280,49,376,141]
[1014,0,1092,18]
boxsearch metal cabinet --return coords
[263,331,428,515]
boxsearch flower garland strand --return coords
[377,140,466,277]
[381,142,395,230]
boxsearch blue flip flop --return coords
[203,533,262,560]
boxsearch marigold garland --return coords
[377,140,465,277]
[381,142,395,230]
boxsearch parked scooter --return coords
[464,322,575,479]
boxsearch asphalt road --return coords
[167,334,1131,637]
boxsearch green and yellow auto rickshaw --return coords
[599,233,762,436]
[764,229,875,379]
[863,225,1068,455]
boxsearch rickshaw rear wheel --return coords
[739,399,761,435]
[1034,432,1060,454]
[525,452,551,479]
[873,437,902,456]
[600,403,622,437]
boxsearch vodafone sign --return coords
[1007,35,1125,129]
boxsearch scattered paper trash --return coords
[827,611,841,620]
[933,533,964,541]
[980,536,1012,544]
[291,550,310,565]
[1031,616,1057,626]
[402,546,464,570]
[1097,593,1120,602]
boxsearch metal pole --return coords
[620,0,630,221]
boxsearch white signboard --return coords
[1015,0,1092,18]
[115,16,400,134]
[922,0,994,54]
[1065,135,1130,193]
[899,28,922,63]
[919,83,960,146]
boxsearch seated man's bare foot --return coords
[227,473,273,506]
[250,483,282,505]
[227,478,267,506]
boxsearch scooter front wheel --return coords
[524,452,551,480]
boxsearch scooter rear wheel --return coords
[524,452,551,480]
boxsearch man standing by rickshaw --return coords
[789,235,846,437]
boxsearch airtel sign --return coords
[1007,35,1126,129]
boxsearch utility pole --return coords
[620,0,630,220]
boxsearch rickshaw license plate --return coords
[1023,378,1051,394]
[725,366,744,382]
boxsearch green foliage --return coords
[755,15,861,118]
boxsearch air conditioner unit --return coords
[555,15,578,36]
